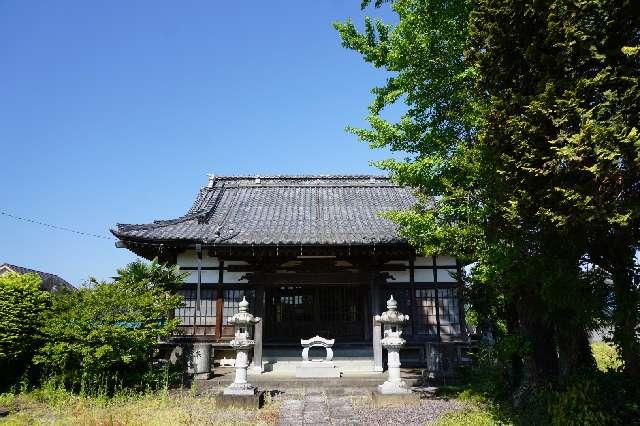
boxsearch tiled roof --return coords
[0,263,75,292]
[112,175,416,246]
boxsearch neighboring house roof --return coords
[0,263,75,292]
[112,175,417,247]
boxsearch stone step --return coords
[264,358,375,373]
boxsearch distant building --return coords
[0,263,75,292]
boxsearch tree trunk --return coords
[516,290,559,385]
[611,258,640,378]
[557,324,595,376]
[505,301,524,387]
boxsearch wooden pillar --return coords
[363,285,371,341]
[215,260,224,338]
[433,255,442,341]
[252,268,265,372]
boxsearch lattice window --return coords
[274,287,314,323]
[223,289,255,325]
[174,288,216,334]
[414,288,438,335]
[437,288,460,335]
[175,288,197,326]
[319,287,362,323]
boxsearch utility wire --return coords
[0,209,114,240]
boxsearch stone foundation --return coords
[215,391,265,409]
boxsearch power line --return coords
[0,209,114,240]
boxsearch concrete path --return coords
[278,392,357,426]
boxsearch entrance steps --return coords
[193,367,428,395]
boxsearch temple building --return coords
[0,263,75,292]
[112,175,468,371]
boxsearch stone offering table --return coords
[295,335,341,378]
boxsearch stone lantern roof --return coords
[228,297,261,326]
[375,295,410,324]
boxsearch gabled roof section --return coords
[112,175,417,246]
[0,263,75,292]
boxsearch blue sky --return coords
[0,1,399,285]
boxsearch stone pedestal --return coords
[224,346,256,395]
[378,343,411,394]
[296,361,341,378]
[216,391,265,409]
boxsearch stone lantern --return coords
[375,295,411,394]
[224,297,261,396]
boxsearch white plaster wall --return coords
[184,270,218,284]
[435,255,457,266]
[414,256,433,266]
[223,271,249,283]
[176,250,219,268]
[384,270,411,283]
[414,269,435,282]
[177,250,219,283]
[437,269,458,282]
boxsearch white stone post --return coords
[224,297,261,396]
[373,316,383,372]
[375,295,411,394]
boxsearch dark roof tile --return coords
[113,175,416,246]
[0,263,75,292]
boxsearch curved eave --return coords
[112,231,415,260]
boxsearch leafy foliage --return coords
[468,0,640,377]
[0,273,50,389]
[591,342,623,372]
[334,0,483,260]
[33,260,184,394]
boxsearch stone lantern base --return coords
[377,380,412,395]
[216,391,265,409]
[223,382,257,396]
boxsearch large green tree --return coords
[337,0,639,387]
[469,0,640,378]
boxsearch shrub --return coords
[0,273,50,389]
[33,260,184,394]
[436,409,504,426]
[546,378,613,426]
[591,342,623,372]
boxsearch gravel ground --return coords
[276,391,466,426]
[353,398,466,425]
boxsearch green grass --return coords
[0,387,280,425]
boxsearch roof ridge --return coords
[209,174,390,179]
